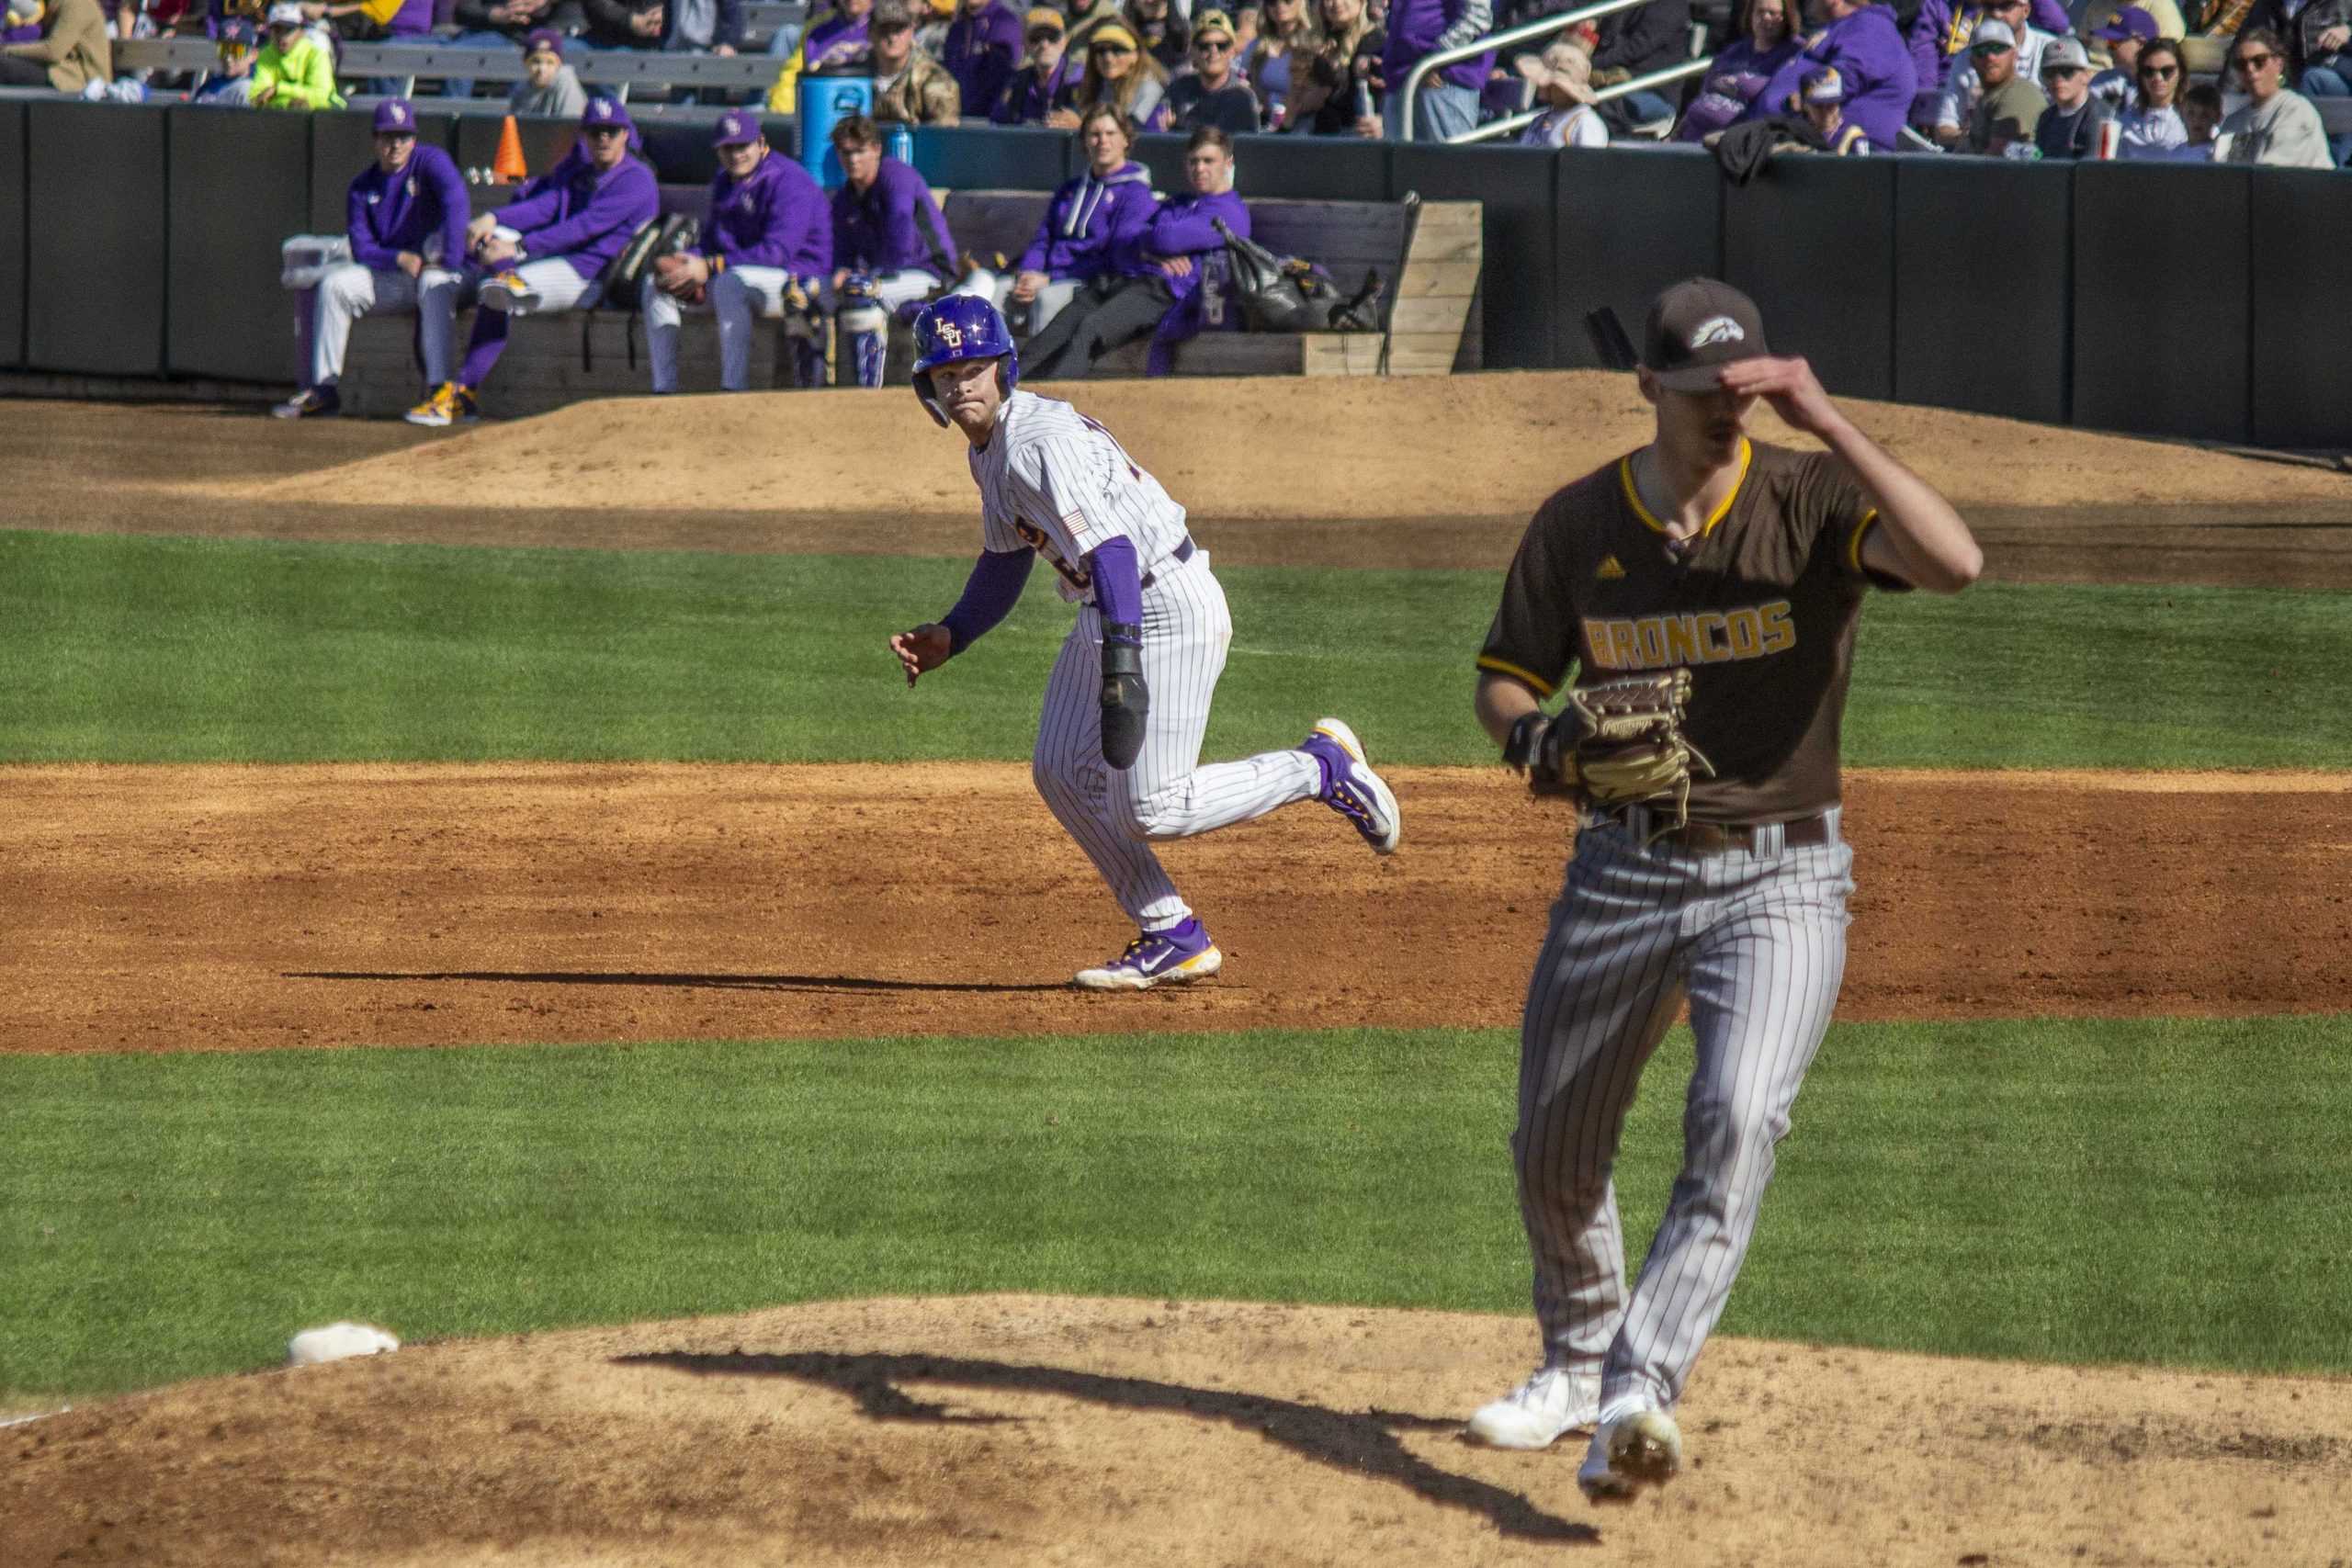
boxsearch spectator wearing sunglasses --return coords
[1167,8,1264,132]
[1049,18,1173,128]
[1959,17,2044,152]
[2032,36,2113,156]
[943,0,1024,120]
[2216,25,2335,164]
[2114,35,2186,156]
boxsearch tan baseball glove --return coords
[1503,670,1714,823]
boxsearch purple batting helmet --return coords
[911,294,1019,426]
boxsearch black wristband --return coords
[1102,621,1144,677]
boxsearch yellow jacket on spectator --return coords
[254,31,345,111]
[2,0,109,94]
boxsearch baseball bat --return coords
[1583,307,1638,372]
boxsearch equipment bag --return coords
[583,212,701,371]
[1212,218,1386,334]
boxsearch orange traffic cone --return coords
[492,115,529,185]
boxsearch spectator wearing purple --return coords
[1796,61,1872,148]
[803,0,873,69]
[999,103,1157,336]
[2086,3,2154,110]
[1023,125,1249,380]
[1586,0,1687,130]
[2,0,42,45]
[276,102,468,423]
[2115,34,2187,155]
[645,110,832,393]
[942,0,1023,118]
[424,96,660,426]
[1675,0,1804,141]
[1380,0,1493,141]
[1752,0,1917,150]
[990,6,1064,121]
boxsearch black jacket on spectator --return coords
[2231,0,2352,80]
[1166,73,1262,132]
[451,0,587,42]
[1591,0,1690,78]
[659,0,745,51]
[582,0,663,49]
[1285,25,1385,132]
[1129,6,1191,72]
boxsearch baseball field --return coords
[3,378,2349,1565]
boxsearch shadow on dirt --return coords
[620,1348,1600,1545]
[282,969,1069,995]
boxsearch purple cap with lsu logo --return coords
[373,98,417,134]
[712,109,762,147]
[1642,278,1770,391]
[581,95,635,131]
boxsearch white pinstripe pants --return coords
[1031,554,1322,931]
[1512,813,1854,1416]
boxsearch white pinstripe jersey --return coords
[971,390,1193,605]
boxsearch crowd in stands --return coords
[5,0,2345,169]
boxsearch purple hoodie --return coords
[1381,0,1496,97]
[697,148,832,276]
[831,154,958,276]
[346,143,469,272]
[1751,3,1917,150]
[1906,0,2072,93]
[497,143,662,280]
[803,7,870,70]
[942,0,1025,126]
[1016,161,1157,280]
[1127,186,1247,301]
[1674,35,1806,142]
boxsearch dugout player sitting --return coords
[1462,279,1982,1501]
[828,113,963,388]
[273,99,467,422]
[995,104,1156,339]
[414,96,659,427]
[1021,125,1247,383]
[644,110,833,394]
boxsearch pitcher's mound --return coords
[6,1295,2347,1565]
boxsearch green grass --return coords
[2,530,2348,767]
[5,1014,2348,1398]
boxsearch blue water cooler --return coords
[798,74,876,188]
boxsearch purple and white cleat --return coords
[1072,917,1224,991]
[1301,716,1401,855]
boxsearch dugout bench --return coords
[331,187,1483,420]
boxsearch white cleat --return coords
[1464,1365,1600,1450]
[1577,1408,1684,1502]
[1305,716,1401,855]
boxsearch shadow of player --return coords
[283,969,1068,995]
[618,1348,1598,1545]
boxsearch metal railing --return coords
[1397,0,1675,142]
[1451,53,1713,144]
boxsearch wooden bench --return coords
[331,184,1481,417]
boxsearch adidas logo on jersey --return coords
[1597,556,1627,580]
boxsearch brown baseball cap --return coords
[1642,278,1770,391]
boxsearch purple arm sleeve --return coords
[346,175,397,271]
[429,152,471,274]
[939,547,1036,655]
[1087,537,1142,637]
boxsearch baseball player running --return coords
[1463,279,1982,1500]
[888,294,1401,989]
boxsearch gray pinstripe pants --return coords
[1031,554,1321,931]
[1513,809,1855,1416]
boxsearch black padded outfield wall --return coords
[26,100,168,377]
[0,103,2339,446]
[170,106,314,383]
[1891,156,2071,427]
[2073,159,2251,445]
[2246,166,2352,452]
[1723,152,1894,402]
[0,102,24,368]
[1548,143,1721,373]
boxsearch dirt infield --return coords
[3,764,2349,1055]
[6,384,2351,1564]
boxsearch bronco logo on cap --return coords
[1689,315,1746,350]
